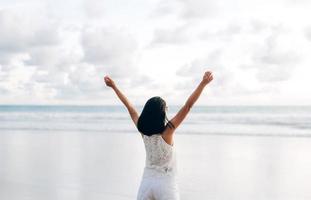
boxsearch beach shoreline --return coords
[1,131,311,200]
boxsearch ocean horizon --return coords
[1,105,310,137]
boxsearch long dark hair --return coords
[137,96,175,136]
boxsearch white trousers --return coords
[137,175,180,200]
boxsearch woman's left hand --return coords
[104,75,115,88]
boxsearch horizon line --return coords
[0,104,311,107]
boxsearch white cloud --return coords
[83,0,108,18]
[0,7,141,104]
[178,0,220,20]
[149,24,191,46]
[149,0,180,18]
[175,48,235,97]
[0,0,311,105]
[81,27,138,78]
[246,27,301,82]
[198,24,242,41]
[0,10,60,61]
[305,26,311,41]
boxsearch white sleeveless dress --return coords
[137,134,180,200]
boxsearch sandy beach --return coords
[1,130,311,200]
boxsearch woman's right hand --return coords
[104,75,116,88]
[202,71,213,85]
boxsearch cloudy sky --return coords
[0,0,310,105]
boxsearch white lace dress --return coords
[137,134,180,200]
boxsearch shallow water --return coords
[1,131,311,200]
[1,105,311,199]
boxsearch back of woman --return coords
[104,71,213,200]
[138,134,179,199]
[135,96,180,199]
[142,134,176,175]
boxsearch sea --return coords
[0,105,310,137]
[1,105,311,199]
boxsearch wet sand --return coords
[1,131,311,200]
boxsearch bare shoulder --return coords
[161,124,175,146]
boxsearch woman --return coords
[104,71,213,200]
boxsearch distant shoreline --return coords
[1,104,311,107]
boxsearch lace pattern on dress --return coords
[142,134,177,178]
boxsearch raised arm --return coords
[163,71,213,138]
[104,76,139,127]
